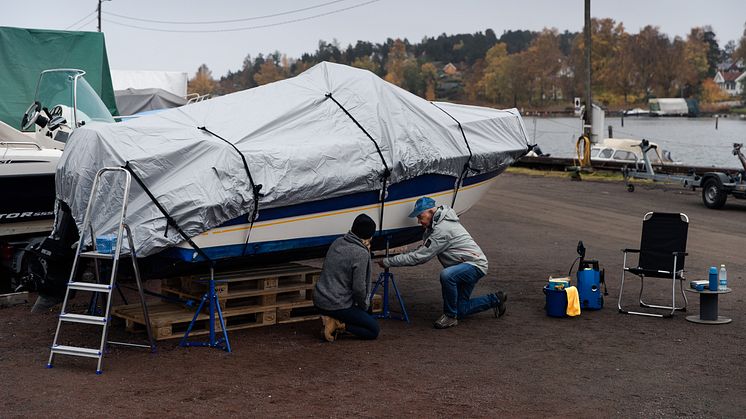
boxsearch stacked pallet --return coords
[112,263,322,340]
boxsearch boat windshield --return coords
[35,70,114,127]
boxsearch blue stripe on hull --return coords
[166,170,501,262]
[167,226,423,262]
[219,170,500,227]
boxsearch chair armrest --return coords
[622,248,640,253]
[672,251,688,256]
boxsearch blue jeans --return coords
[440,263,497,318]
[318,306,380,340]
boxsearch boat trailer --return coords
[623,140,746,209]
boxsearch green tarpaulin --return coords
[0,26,118,130]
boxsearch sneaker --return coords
[433,314,458,329]
[493,291,508,318]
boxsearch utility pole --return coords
[97,0,111,32]
[584,0,592,140]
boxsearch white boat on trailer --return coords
[55,62,531,268]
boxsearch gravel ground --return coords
[1,172,745,417]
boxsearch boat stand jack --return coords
[370,238,410,322]
[180,267,231,352]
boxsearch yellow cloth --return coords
[565,286,581,317]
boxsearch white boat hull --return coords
[169,171,500,262]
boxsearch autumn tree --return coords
[700,79,729,103]
[681,28,710,95]
[734,22,746,62]
[524,29,563,104]
[188,64,215,95]
[351,56,380,73]
[253,60,287,86]
[631,26,669,99]
[420,62,438,100]
[478,43,509,103]
[462,58,485,102]
[384,39,410,87]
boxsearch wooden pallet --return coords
[161,263,320,308]
[0,291,29,308]
[113,263,383,340]
[112,294,318,340]
[112,263,319,340]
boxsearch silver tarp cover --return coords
[56,62,530,257]
[114,88,187,116]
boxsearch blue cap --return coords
[408,196,436,218]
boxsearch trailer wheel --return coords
[627,184,635,192]
[702,178,727,209]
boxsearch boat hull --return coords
[167,170,501,263]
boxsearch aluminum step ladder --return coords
[47,167,155,374]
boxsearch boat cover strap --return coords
[324,93,391,178]
[198,126,263,255]
[431,102,475,207]
[123,161,213,264]
[325,92,390,233]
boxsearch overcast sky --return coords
[2,0,744,77]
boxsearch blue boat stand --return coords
[370,238,410,322]
[180,267,232,352]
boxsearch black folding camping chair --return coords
[618,212,689,318]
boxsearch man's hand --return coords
[376,259,386,268]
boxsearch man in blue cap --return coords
[378,197,506,329]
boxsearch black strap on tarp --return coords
[430,102,476,207]
[325,92,391,233]
[123,161,213,265]
[198,126,263,256]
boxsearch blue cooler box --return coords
[543,286,568,318]
[95,234,117,254]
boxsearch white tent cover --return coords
[57,62,530,257]
[111,70,188,97]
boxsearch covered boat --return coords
[55,62,530,265]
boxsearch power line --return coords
[102,0,348,25]
[73,15,99,31]
[102,0,380,33]
[64,9,97,30]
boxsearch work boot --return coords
[321,315,337,342]
[433,314,458,329]
[492,291,508,318]
[334,321,347,339]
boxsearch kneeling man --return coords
[314,214,380,341]
[379,197,506,329]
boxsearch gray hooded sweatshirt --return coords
[314,232,372,311]
[383,205,488,274]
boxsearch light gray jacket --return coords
[383,205,488,274]
[314,232,372,311]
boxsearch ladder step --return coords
[68,282,112,293]
[79,251,115,259]
[51,344,102,358]
[60,313,107,325]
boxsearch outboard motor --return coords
[24,201,79,310]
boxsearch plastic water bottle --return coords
[708,267,718,291]
[719,264,727,291]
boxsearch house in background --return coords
[714,70,745,96]
[443,62,459,76]
[714,58,745,97]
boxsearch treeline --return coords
[189,19,746,109]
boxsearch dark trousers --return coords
[318,306,380,340]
